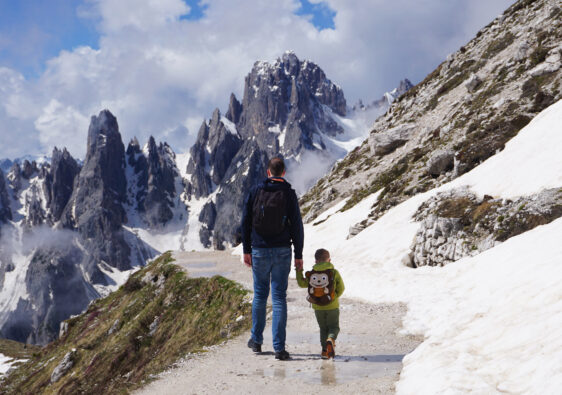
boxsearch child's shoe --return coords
[321,348,328,359]
[326,338,335,359]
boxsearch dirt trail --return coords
[135,251,421,394]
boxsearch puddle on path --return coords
[257,329,406,385]
[180,261,231,279]
[252,355,404,385]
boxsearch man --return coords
[241,157,304,361]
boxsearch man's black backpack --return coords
[252,188,288,236]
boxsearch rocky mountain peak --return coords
[21,160,38,179]
[0,168,12,223]
[46,147,79,222]
[184,52,352,248]
[226,93,242,124]
[61,109,130,278]
[85,110,121,161]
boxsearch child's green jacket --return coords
[296,261,345,310]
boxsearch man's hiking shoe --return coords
[321,349,329,360]
[326,338,335,359]
[274,350,291,361]
[247,338,261,353]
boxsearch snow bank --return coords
[298,99,562,393]
[0,352,25,376]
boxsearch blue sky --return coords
[0,0,98,77]
[0,0,335,78]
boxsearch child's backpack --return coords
[252,188,288,236]
[305,269,335,306]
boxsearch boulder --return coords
[51,349,77,383]
[368,123,416,156]
[427,150,455,177]
[528,49,561,77]
[464,73,482,92]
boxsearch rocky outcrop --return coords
[198,201,216,248]
[225,93,242,124]
[45,148,80,222]
[0,169,12,223]
[50,349,77,383]
[127,136,179,228]
[464,73,482,92]
[407,188,562,267]
[368,123,416,156]
[427,150,455,177]
[61,110,131,281]
[212,142,269,249]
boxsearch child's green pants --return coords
[314,308,340,349]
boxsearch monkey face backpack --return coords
[305,269,335,306]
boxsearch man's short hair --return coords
[268,157,285,176]
[314,248,330,262]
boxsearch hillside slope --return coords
[295,98,562,393]
[0,253,251,394]
[301,0,561,225]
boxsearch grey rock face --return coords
[7,163,22,193]
[186,122,213,199]
[0,240,92,344]
[237,51,345,156]
[409,188,562,267]
[226,93,242,124]
[51,349,77,383]
[186,52,348,248]
[368,123,417,156]
[45,147,80,222]
[212,141,270,249]
[0,169,12,223]
[21,160,38,179]
[22,182,47,228]
[198,201,217,248]
[61,110,130,281]
[127,136,179,228]
[185,108,243,204]
[427,150,455,177]
[528,47,562,77]
[464,73,482,92]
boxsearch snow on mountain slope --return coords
[296,99,562,393]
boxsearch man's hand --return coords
[294,259,303,271]
[243,253,252,267]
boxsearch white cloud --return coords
[0,0,514,159]
[34,99,90,155]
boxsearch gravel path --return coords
[135,251,421,394]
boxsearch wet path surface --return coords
[135,251,422,394]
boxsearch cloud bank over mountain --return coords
[0,0,513,159]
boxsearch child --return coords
[296,248,345,359]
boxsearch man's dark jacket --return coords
[241,177,304,259]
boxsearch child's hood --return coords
[312,261,335,271]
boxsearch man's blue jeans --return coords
[250,247,292,353]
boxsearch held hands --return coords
[243,253,252,267]
[244,254,302,270]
